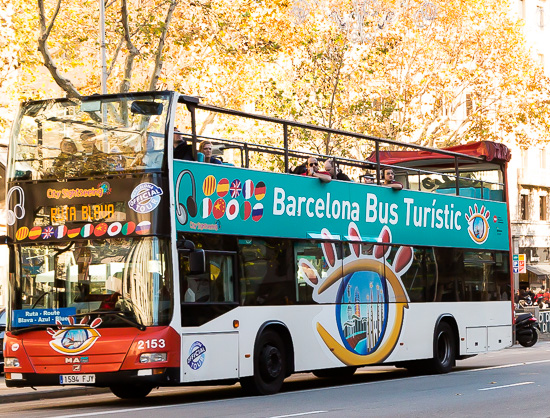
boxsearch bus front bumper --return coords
[4,367,180,388]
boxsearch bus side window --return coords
[239,239,295,306]
[294,241,342,304]
[180,252,235,303]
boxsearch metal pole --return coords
[100,0,107,94]
[283,124,289,173]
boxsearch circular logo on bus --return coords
[187,341,206,370]
[128,183,163,214]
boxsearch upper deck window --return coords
[8,94,171,181]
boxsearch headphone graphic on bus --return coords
[175,169,197,225]
[7,186,26,226]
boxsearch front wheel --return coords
[241,330,287,395]
[518,329,538,347]
[425,322,456,374]
[110,384,153,399]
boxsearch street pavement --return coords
[2,332,549,404]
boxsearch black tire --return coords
[518,329,538,347]
[312,366,357,379]
[241,330,287,395]
[110,384,153,399]
[425,321,456,374]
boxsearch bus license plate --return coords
[59,374,95,385]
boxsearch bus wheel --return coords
[312,366,357,379]
[426,322,456,374]
[110,384,153,399]
[241,330,286,395]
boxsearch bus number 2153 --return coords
[137,339,166,349]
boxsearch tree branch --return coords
[119,0,140,93]
[37,0,81,98]
[149,0,178,91]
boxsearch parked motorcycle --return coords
[515,312,540,347]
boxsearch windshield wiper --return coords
[72,311,146,331]
[11,324,52,336]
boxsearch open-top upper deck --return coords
[6,91,510,250]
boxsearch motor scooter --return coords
[515,312,540,347]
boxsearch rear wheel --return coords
[313,366,357,379]
[426,322,456,374]
[241,330,287,395]
[110,384,153,399]
[518,329,538,347]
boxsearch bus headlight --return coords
[139,352,167,363]
[5,357,21,368]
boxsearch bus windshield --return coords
[11,237,173,329]
[8,93,171,181]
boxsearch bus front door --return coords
[178,250,239,382]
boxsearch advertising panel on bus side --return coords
[7,174,170,243]
[174,161,509,251]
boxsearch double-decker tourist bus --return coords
[2,91,513,398]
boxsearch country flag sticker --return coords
[226,199,239,220]
[56,225,68,239]
[230,179,242,198]
[41,226,55,239]
[16,227,29,241]
[201,198,213,218]
[240,201,252,221]
[122,221,136,235]
[254,181,266,201]
[217,178,229,197]
[136,221,152,235]
[81,224,94,238]
[243,180,254,200]
[252,203,264,222]
[68,228,81,239]
[203,175,216,196]
[108,222,122,237]
[29,227,42,240]
[213,198,226,220]
[94,223,108,237]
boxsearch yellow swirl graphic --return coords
[317,259,409,366]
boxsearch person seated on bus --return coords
[291,163,307,175]
[107,146,127,171]
[80,130,104,174]
[198,140,222,164]
[324,158,351,181]
[184,275,211,302]
[52,137,82,177]
[383,168,403,190]
[130,134,162,168]
[173,128,194,161]
[302,157,331,183]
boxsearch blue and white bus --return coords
[3,91,512,398]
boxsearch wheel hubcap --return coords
[261,344,282,380]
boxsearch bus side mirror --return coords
[189,249,206,275]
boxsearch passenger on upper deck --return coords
[80,130,104,174]
[199,140,222,164]
[173,128,194,161]
[131,134,162,168]
[383,168,403,190]
[52,137,81,177]
[302,157,331,183]
[324,159,351,181]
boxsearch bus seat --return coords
[197,152,204,162]
[490,190,503,202]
